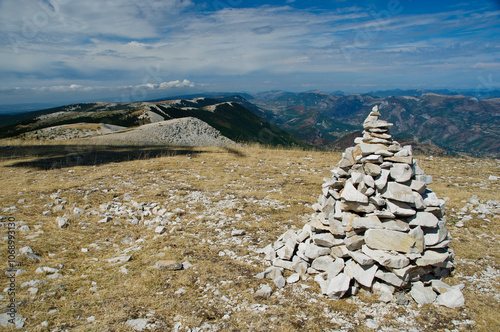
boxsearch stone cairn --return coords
[257,106,464,308]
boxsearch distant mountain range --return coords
[0,97,304,147]
[247,91,500,157]
[1,90,499,157]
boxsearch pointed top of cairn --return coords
[257,105,464,308]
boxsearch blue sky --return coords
[0,0,499,105]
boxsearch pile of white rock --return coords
[257,106,464,308]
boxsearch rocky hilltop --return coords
[86,117,235,147]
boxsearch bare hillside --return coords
[86,117,235,147]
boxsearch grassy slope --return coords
[0,139,499,331]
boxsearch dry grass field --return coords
[0,139,499,331]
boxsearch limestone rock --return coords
[359,143,388,156]
[382,182,415,203]
[390,163,413,183]
[362,245,410,269]
[256,284,273,297]
[408,212,439,228]
[340,201,377,214]
[326,273,351,299]
[340,182,368,203]
[410,180,427,194]
[348,250,375,265]
[311,255,334,271]
[386,199,416,217]
[410,282,437,304]
[56,216,69,228]
[344,259,378,288]
[304,243,331,260]
[352,215,383,230]
[375,269,407,287]
[375,169,390,190]
[372,281,394,303]
[312,233,339,247]
[344,234,365,251]
[327,258,345,279]
[126,319,148,331]
[436,288,464,308]
[424,221,448,246]
[365,229,422,254]
[416,250,450,266]
[156,260,182,271]
[364,163,381,177]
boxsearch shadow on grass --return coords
[0,144,246,170]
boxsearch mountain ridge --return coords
[1,91,499,157]
[0,97,305,147]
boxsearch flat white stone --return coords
[340,201,377,213]
[329,218,345,236]
[256,284,273,297]
[340,182,368,203]
[274,275,286,289]
[344,259,378,288]
[273,259,295,270]
[326,273,351,299]
[344,234,365,251]
[375,169,391,190]
[35,267,59,274]
[304,243,331,260]
[416,250,450,266]
[365,229,421,254]
[375,269,406,287]
[409,212,439,228]
[126,318,148,331]
[372,281,394,303]
[351,172,365,184]
[311,255,334,271]
[382,182,415,203]
[362,245,410,269]
[352,215,383,230]
[359,143,388,156]
[408,226,425,253]
[381,219,410,232]
[331,245,350,258]
[413,192,426,210]
[436,288,465,308]
[410,282,437,304]
[424,221,448,246]
[390,163,413,183]
[415,174,433,184]
[327,258,345,280]
[287,273,301,284]
[431,280,453,294]
[348,250,375,265]
[312,233,338,247]
[364,163,382,177]
[277,245,295,260]
[386,199,416,217]
[410,180,427,194]
[422,191,440,207]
